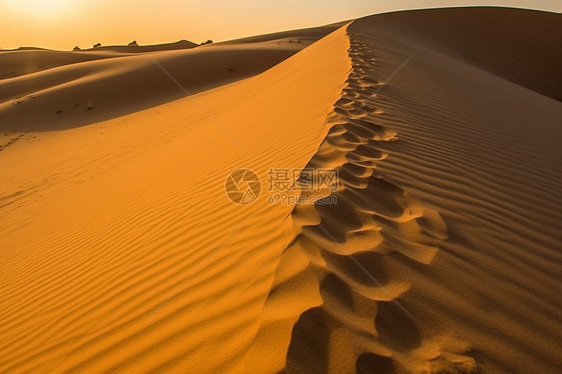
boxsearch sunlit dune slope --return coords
[0,24,351,373]
[0,6,561,374]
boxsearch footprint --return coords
[247,28,475,373]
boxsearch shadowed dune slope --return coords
[0,41,197,81]
[0,50,130,80]
[358,7,562,101]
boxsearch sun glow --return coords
[5,0,73,18]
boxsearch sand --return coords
[0,6,561,374]
[0,23,340,132]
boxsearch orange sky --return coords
[1,0,560,50]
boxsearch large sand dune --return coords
[0,6,561,374]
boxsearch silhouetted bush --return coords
[128,40,138,46]
[93,43,101,48]
[72,46,81,51]
[201,40,213,45]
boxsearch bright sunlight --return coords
[4,0,73,18]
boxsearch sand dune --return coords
[0,50,131,80]
[0,22,351,373]
[356,7,562,101]
[83,40,199,53]
[218,22,346,45]
[0,41,198,81]
[0,26,339,132]
[0,6,561,374]
[245,9,561,373]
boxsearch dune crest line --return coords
[245,28,477,374]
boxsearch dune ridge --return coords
[243,8,561,373]
[243,28,475,374]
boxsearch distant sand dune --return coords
[0,50,130,80]
[0,26,340,132]
[0,47,302,131]
[83,40,199,53]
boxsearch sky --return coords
[0,0,560,50]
